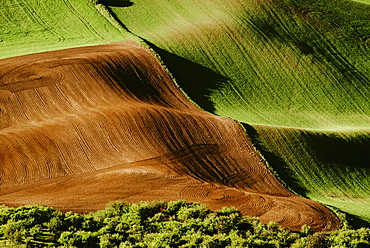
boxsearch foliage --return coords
[0,202,369,247]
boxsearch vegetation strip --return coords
[0,201,369,248]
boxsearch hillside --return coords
[107,0,370,223]
[0,42,339,231]
[0,0,139,59]
[0,0,369,232]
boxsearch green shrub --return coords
[0,201,369,247]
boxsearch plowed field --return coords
[0,42,338,231]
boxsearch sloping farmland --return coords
[108,0,370,223]
[0,0,139,59]
[0,42,339,231]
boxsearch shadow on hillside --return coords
[306,132,370,170]
[305,132,370,228]
[93,54,162,102]
[244,123,370,228]
[346,213,370,229]
[241,123,309,197]
[99,0,133,7]
[249,9,370,84]
[143,39,228,113]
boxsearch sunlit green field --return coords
[109,0,370,128]
[351,0,370,4]
[108,0,370,223]
[0,0,139,59]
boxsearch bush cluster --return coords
[0,201,369,247]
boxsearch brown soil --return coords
[0,41,339,231]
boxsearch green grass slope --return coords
[0,0,139,59]
[245,125,370,225]
[109,0,370,128]
[108,0,370,223]
[351,0,370,4]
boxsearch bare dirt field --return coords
[0,41,339,231]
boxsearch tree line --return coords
[0,200,369,247]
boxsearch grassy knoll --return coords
[108,0,370,224]
[109,0,370,128]
[0,201,369,247]
[0,0,139,59]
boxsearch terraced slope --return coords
[0,42,339,231]
[108,0,370,222]
[0,0,138,59]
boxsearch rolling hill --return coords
[0,42,339,231]
[0,0,369,232]
[107,0,370,223]
[0,0,140,59]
